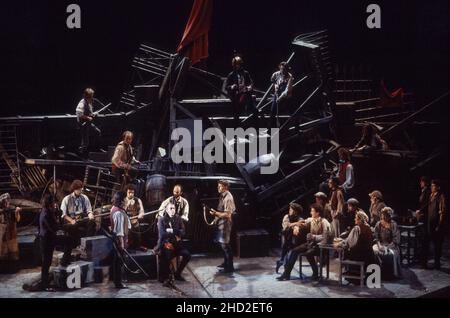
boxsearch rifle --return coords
[63,211,111,225]
[80,102,112,127]
[100,227,150,278]
[129,208,165,220]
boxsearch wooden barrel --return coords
[145,174,167,208]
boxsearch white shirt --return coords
[158,196,190,222]
[75,99,93,122]
[60,193,92,218]
[112,210,131,237]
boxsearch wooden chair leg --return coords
[360,264,364,288]
[299,255,303,279]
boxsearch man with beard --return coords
[159,184,190,223]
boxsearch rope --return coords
[203,205,216,227]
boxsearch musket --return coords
[64,211,111,225]
[129,208,164,220]
[81,102,112,127]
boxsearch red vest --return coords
[338,162,350,185]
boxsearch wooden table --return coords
[318,243,344,281]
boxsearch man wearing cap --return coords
[369,190,386,227]
[0,193,21,268]
[210,180,236,273]
[335,210,376,272]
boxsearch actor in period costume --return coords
[421,179,447,269]
[277,204,332,281]
[369,190,386,227]
[352,123,388,152]
[225,56,259,128]
[270,61,294,127]
[210,180,236,273]
[315,192,332,223]
[415,176,431,223]
[343,198,365,235]
[159,184,190,222]
[124,184,145,250]
[60,180,95,266]
[328,177,345,238]
[276,203,304,273]
[110,192,131,289]
[156,203,191,285]
[373,207,401,279]
[335,211,376,269]
[75,88,100,154]
[336,148,355,197]
[38,194,70,291]
[0,193,21,270]
[111,131,140,187]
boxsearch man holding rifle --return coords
[60,180,95,267]
[124,184,146,250]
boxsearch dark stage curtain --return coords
[177,0,213,65]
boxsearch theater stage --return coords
[1,241,450,298]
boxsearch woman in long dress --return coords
[373,207,401,279]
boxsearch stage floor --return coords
[1,243,450,298]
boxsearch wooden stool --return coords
[339,260,365,287]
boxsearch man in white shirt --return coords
[110,191,131,289]
[75,88,98,154]
[159,184,189,223]
[60,179,95,266]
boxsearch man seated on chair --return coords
[155,203,191,286]
[276,203,304,274]
[334,211,377,273]
[277,204,332,281]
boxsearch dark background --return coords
[1,0,449,117]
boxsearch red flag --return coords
[177,0,213,65]
[380,80,404,108]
